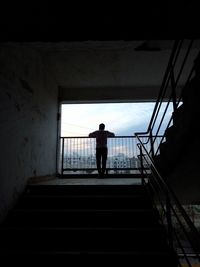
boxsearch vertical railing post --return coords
[166,193,174,250]
[149,130,154,157]
[171,70,177,116]
[139,145,145,185]
[61,137,64,177]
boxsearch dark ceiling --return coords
[0,3,200,42]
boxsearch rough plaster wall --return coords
[0,45,58,221]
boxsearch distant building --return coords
[63,151,143,174]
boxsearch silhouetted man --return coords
[89,123,115,177]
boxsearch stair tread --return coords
[1,226,164,231]
[25,184,148,196]
[5,250,174,255]
[0,184,178,266]
[11,208,155,212]
[0,251,178,267]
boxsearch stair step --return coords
[172,104,185,125]
[0,250,178,266]
[159,139,185,162]
[0,227,169,252]
[165,125,188,144]
[25,184,148,196]
[3,209,160,227]
[15,195,153,210]
[0,183,178,266]
[153,154,173,175]
[165,125,175,142]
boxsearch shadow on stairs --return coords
[0,184,178,265]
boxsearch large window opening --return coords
[61,102,173,136]
[59,102,174,176]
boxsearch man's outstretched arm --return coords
[89,131,97,137]
[107,131,115,137]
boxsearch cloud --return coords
[61,102,173,136]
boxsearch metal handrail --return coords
[135,39,196,157]
[133,39,200,266]
[134,40,180,137]
[136,136,200,266]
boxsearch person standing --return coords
[89,123,115,177]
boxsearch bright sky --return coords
[61,102,173,136]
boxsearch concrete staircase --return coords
[0,184,178,265]
[154,70,200,177]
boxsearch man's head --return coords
[99,123,105,130]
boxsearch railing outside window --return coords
[59,136,163,176]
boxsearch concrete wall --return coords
[52,47,170,102]
[0,45,58,221]
[47,43,198,103]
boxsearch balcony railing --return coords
[58,136,163,176]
